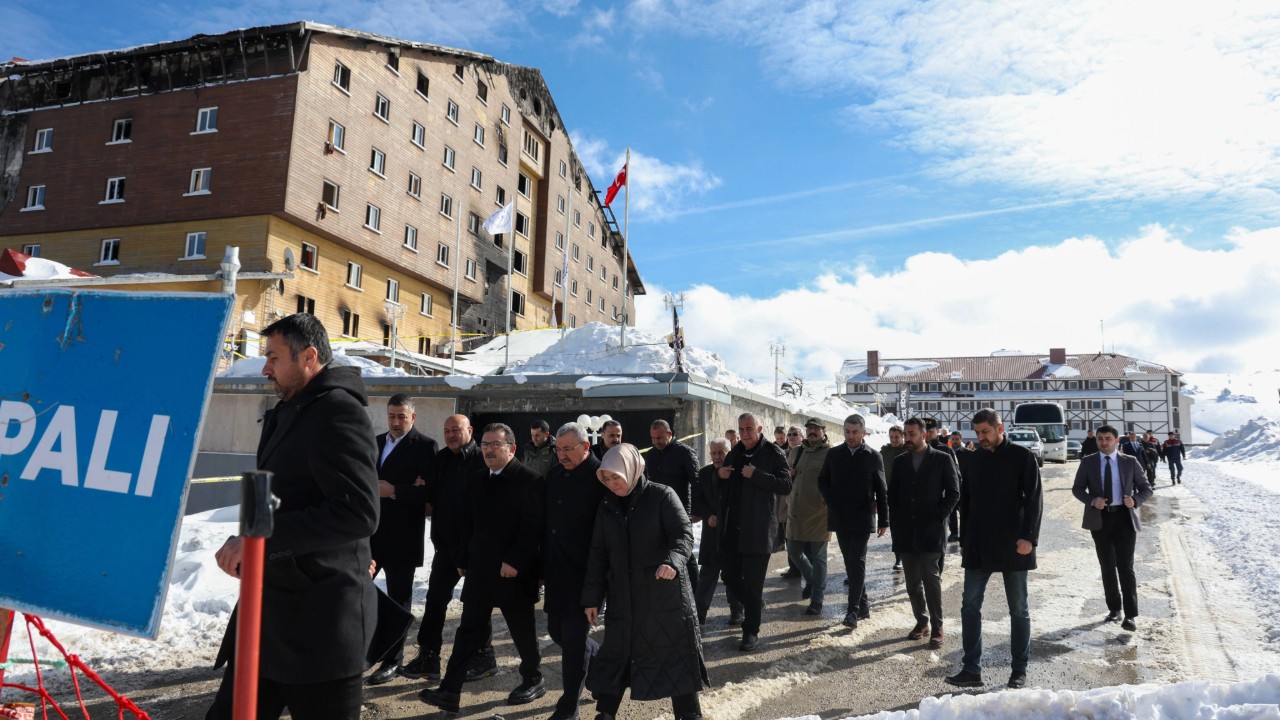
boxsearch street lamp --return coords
[576,413,613,445]
[385,300,405,371]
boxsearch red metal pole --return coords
[232,537,265,719]
[0,608,14,695]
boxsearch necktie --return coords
[1103,456,1113,504]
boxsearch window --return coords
[477,80,488,103]
[600,265,607,281]
[928,383,939,391]
[23,185,45,210]
[587,256,595,272]
[99,238,120,264]
[959,382,971,391]
[420,292,433,316]
[446,100,459,124]
[374,93,390,122]
[407,172,422,198]
[411,122,425,148]
[559,160,567,178]
[500,104,511,125]
[439,193,453,218]
[369,147,386,176]
[1087,380,1101,390]
[522,129,540,161]
[569,314,576,328]
[570,279,579,296]
[296,295,315,315]
[910,383,920,392]
[385,50,399,73]
[599,297,605,312]
[1068,380,1080,390]
[1071,420,1083,430]
[554,269,563,286]
[332,62,351,92]
[468,212,481,234]
[32,128,52,153]
[513,250,527,275]
[573,209,581,227]
[515,212,529,237]
[612,274,619,290]
[556,232,565,250]
[364,203,381,232]
[586,289,593,304]
[556,195,565,214]
[470,167,482,190]
[301,242,318,271]
[1032,381,1044,390]
[183,231,206,259]
[465,257,477,280]
[102,176,126,203]
[496,186,507,205]
[416,71,430,99]
[961,421,972,430]
[195,107,218,133]
[21,244,40,257]
[498,144,508,165]
[187,167,212,195]
[404,225,418,250]
[473,123,485,146]
[110,118,132,143]
[454,63,465,81]
[341,309,360,337]
[979,382,991,391]
[442,145,455,170]
[346,261,363,289]
[572,244,580,261]
[1090,400,1104,410]
[588,223,595,238]
[418,336,431,354]
[316,182,339,213]
[517,172,531,197]
[386,278,400,303]
[1011,381,1025,391]
[436,242,450,266]
[327,120,345,152]
[512,290,526,316]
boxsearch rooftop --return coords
[841,352,1178,383]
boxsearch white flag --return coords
[483,202,514,234]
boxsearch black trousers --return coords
[595,666,702,719]
[1092,509,1139,618]
[416,549,492,657]
[901,552,943,627]
[719,550,769,636]
[694,548,742,623]
[374,563,415,665]
[440,598,540,693]
[547,611,598,714]
[835,531,871,614]
[206,663,362,720]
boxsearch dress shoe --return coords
[418,687,461,713]
[1121,617,1137,631]
[365,659,401,686]
[507,676,547,705]
[804,603,822,616]
[1007,670,1027,689]
[781,567,802,579]
[892,559,903,571]
[947,534,960,543]
[841,611,858,629]
[464,649,499,682]
[1104,610,1122,623]
[593,714,615,720]
[944,670,983,687]
[727,609,745,626]
[400,650,441,680]
[908,621,929,640]
[739,634,759,651]
[801,584,812,600]
[929,627,944,647]
[858,605,871,621]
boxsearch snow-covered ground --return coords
[1181,370,1280,441]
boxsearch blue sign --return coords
[0,290,231,638]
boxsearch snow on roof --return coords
[840,358,940,381]
[1038,357,1081,378]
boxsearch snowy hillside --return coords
[1182,370,1280,441]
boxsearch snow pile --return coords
[1197,419,1280,463]
[449,328,566,375]
[794,674,1280,720]
[1182,371,1280,440]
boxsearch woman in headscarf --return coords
[582,443,709,720]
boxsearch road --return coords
[79,458,1262,718]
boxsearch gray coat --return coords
[1071,452,1152,532]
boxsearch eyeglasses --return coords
[787,433,801,437]
[479,441,509,450]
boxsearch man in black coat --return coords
[693,438,743,625]
[890,418,960,647]
[591,419,623,459]
[207,313,379,720]
[542,422,607,720]
[948,431,971,544]
[1080,429,1098,457]
[647,419,700,590]
[419,423,547,715]
[946,408,1043,691]
[400,414,494,682]
[717,412,793,652]
[366,394,438,685]
[817,413,888,629]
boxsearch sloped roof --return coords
[841,352,1177,383]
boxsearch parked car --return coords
[1066,439,1083,460]
[1006,428,1044,467]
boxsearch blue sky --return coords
[8,1,1280,385]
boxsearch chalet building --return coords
[840,349,1192,442]
[0,22,642,366]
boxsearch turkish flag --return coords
[604,163,627,206]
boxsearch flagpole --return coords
[620,147,630,348]
[450,215,461,374]
[562,175,573,339]
[504,222,515,372]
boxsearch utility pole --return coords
[385,300,405,372]
[769,341,786,396]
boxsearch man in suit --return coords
[693,438,744,625]
[945,408,1042,691]
[817,414,889,629]
[542,422,607,720]
[366,394,438,684]
[207,313,378,720]
[890,418,960,647]
[419,424,547,715]
[1071,425,1153,631]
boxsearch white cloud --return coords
[541,0,581,17]
[634,0,1280,209]
[633,224,1280,387]
[569,133,722,219]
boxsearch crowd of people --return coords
[208,312,1179,720]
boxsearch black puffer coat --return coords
[582,477,709,701]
